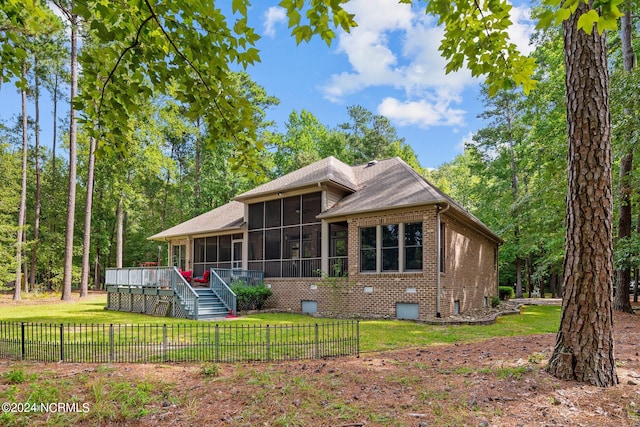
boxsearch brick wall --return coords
[262,207,499,321]
[439,213,499,317]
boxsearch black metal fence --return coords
[0,321,359,363]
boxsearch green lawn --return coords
[0,294,561,353]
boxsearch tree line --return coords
[0,29,421,294]
[1,0,637,386]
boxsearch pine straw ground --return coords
[0,296,639,426]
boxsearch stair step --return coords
[179,287,231,319]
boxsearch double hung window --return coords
[359,222,423,273]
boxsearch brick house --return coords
[149,156,502,320]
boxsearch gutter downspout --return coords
[436,203,450,318]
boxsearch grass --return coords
[358,305,560,352]
[0,365,164,427]
[0,293,562,354]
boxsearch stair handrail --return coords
[209,269,237,316]
[171,267,199,320]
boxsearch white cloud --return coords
[377,97,465,128]
[457,132,475,153]
[508,4,536,55]
[320,0,476,129]
[319,0,536,130]
[263,7,286,38]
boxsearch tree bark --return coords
[194,117,201,212]
[515,255,523,299]
[116,195,124,268]
[547,2,618,387]
[14,62,29,301]
[61,9,78,301]
[550,268,558,299]
[50,70,59,234]
[80,136,97,297]
[29,56,42,292]
[506,104,523,299]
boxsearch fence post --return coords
[59,324,64,362]
[163,324,168,362]
[314,324,319,359]
[215,325,220,363]
[21,322,25,360]
[109,324,114,362]
[266,325,271,363]
[356,321,360,357]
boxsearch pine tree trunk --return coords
[80,136,97,297]
[615,152,633,312]
[29,57,42,292]
[14,62,28,301]
[634,267,639,303]
[194,117,201,212]
[547,1,618,387]
[614,7,636,313]
[550,269,557,299]
[51,72,59,234]
[515,255,523,298]
[116,195,124,268]
[161,168,170,230]
[62,10,78,301]
[94,254,101,291]
[526,255,534,297]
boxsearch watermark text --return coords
[2,402,90,414]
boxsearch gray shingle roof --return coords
[149,156,501,243]
[318,157,447,218]
[234,156,358,200]
[148,201,244,240]
[318,157,501,243]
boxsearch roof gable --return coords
[318,157,447,217]
[234,156,357,201]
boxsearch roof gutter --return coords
[436,202,450,318]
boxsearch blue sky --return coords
[246,0,535,169]
[0,0,535,170]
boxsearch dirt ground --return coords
[1,294,640,426]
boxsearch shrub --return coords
[231,283,273,311]
[491,296,501,308]
[498,286,514,300]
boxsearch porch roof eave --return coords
[147,224,245,242]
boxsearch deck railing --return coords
[105,267,199,320]
[214,268,264,286]
[106,266,174,287]
[0,321,359,363]
[210,269,237,316]
[328,256,348,277]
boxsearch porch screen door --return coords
[232,240,243,269]
[172,245,186,270]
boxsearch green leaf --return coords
[576,9,599,34]
[556,7,572,23]
[231,0,247,16]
